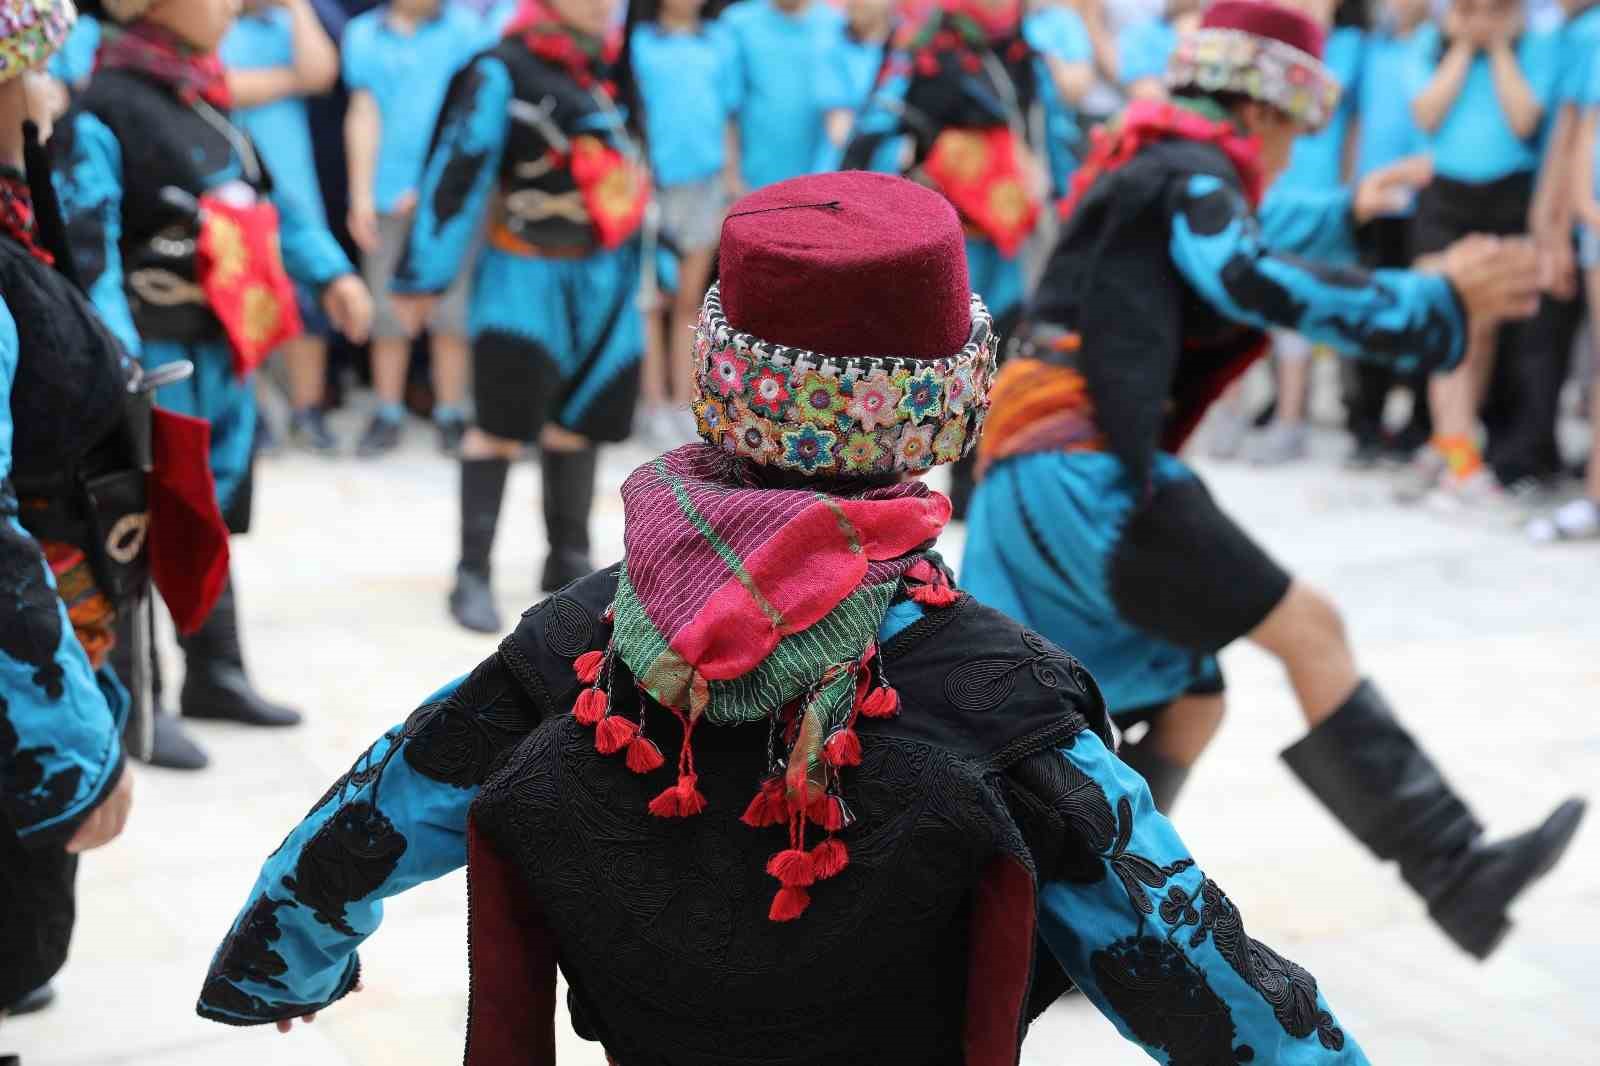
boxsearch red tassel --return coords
[768,885,811,922]
[810,838,849,880]
[625,734,665,774]
[859,686,899,719]
[806,794,852,831]
[573,687,608,726]
[823,728,862,768]
[649,774,707,818]
[574,650,604,685]
[766,847,816,887]
[908,582,959,608]
[594,715,637,755]
[740,778,789,828]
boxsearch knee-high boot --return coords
[109,603,208,770]
[539,447,597,593]
[1116,732,1192,815]
[450,456,511,633]
[177,573,301,727]
[1281,680,1585,959]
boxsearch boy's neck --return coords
[386,3,440,30]
[849,9,890,40]
[658,11,699,30]
[773,0,810,14]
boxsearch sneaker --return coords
[436,413,467,456]
[1246,422,1308,466]
[1344,438,1386,471]
[288,408,340,456]
[1527,497,1600,544]
[1425,470,1524,522]
[1393,448,1448,504]
[1206,410,1250,461]
[1501,475,1562,516]
[356,412,404,459]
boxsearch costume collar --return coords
[0,166,54,267]
[96,20,232,109]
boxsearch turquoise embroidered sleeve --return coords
[53,111,142,359]
[1169,172,1464,374]
[1038,731,1370,1065]
[0,297,127,849]
[1258,186,1361,266]
[392,55,512,295]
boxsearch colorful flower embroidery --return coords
[782,423,840,474]
[842,431,886,473]
[795,371,848,425]
[709,350,751,398]
[696,397,727,441]
[933,419,967,462]
[896,423,935,471]
[899,368,945,424]
[748,368,791,418]
[846,370,904,431]
[945,366,976,416]
[729,404,781,462]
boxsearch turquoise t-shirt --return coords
[1116,17,1176,85]
[722,0,845,190]
[47,14,100,87]
[1355,24,1434,178]
[1025,6,1093,196]
[1557,4,1600,104]
[630,21,737,187]
[1426,30,1562,183]
[1276,26,1365,192]
[342,4,493,212]
[220,9,330,232]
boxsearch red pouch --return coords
[569,135,651,250]
[149,408,230,635]
[922,126,1041,258]
[195,195,303,378]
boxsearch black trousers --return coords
[0,821,76,1006]
[1346,216,1431,444]
[1484,281,1584,485]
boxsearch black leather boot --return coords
[177,575,302,727]
[450,457,510,633]
[539,447,597,593]
[1282,680,1586,960]
[109,606,208,771]
[1116,734,1192,815]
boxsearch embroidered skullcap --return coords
[1167,0,1342,130]
[0,0,77,83]
[694,172,998,478]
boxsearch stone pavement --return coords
[6,409,1597,1066]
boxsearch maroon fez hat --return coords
[1201,0,1326,59]
[718,171,972,360]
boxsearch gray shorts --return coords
[1580,223,1600,271]
[656,176,726,253]
[368,211,472,340]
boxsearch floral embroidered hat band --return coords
[690,170,999,477]
[1166,0,1342,131]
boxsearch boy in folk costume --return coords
[387,0,650,635]
[961,0,1585,961]
[842,0,1045,515]
[200,171,1371,1065]
[53,0,371,769]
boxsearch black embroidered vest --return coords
[63,70,271,344]
[491,40,630,254]
[467,565,1116,1066]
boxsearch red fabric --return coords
[965,855,1037,1066]
[465,816,558,1066]
[1202,0,1326,59]
[922,127,1041,258]
[503,0,620,91]
[195,196,303,378]
[96,20,231,108]
[1059,98,1266,223]
[719,171,971,359]
[568,136,650,250]
[1163,334,1272,455]
[0,171,54,266]
[148,409,229,636]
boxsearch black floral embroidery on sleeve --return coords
[1160,878,1345,1050]
[0,522,67,699]
[1089,935,1255,1065]
[280,800,407,937]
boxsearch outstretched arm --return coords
[196,650,543,1026]
[1029,732,1369,1064]
[1168,172,1466,375]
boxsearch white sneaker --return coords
[1527,498,1600,543]
[1425,471,1523,523]
[1393,448,1447,504]
[1245,422,1309,466]
[1206,411,1250,461]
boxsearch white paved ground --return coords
[6,400,1598,1066]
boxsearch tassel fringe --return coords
[810,838,849,880]
[822,728,862,768]
[859,686,899,719]
[625,734,665,774]
[573,687,608,726]
[594,715,638,755]
[573,649,605,685]
[741,778,789,828]
[649,773,706,818]
[769,886,811,921]
[767,848,816,888]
